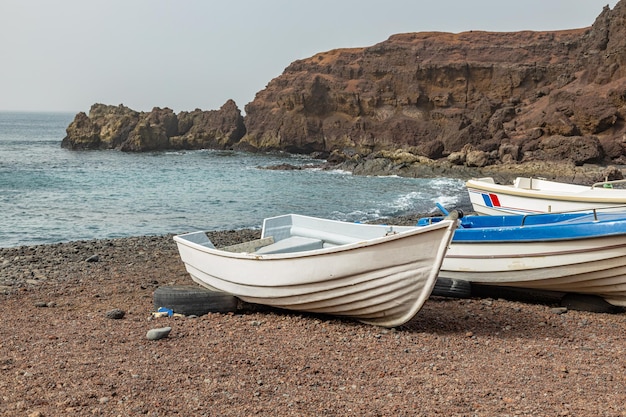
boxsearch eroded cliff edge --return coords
[242,2,626,172]
[63,2,626,182]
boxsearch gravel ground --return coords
[1,227,625,416]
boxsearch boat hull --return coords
[419,212,626,307]
[174,216,456,327]
[467,177,626,215]
[440,236,626,306]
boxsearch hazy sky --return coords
[0,0,617,113]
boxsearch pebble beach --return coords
[1,226,625,416]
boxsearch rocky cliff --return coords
[62,1,626,181]
[61,100,245,151]
[240,1,626,174]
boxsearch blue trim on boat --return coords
[481,193,493,207]
[417,212,626,242]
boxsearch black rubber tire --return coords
[153,285,239,316]
[560,293,624,314]
[431,277,471,298]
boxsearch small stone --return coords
[146,326,172,340]
[105,309,125,320]
[34,302,48,308]
[85,255,99,262]
[551,307,568,315]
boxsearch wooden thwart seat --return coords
[220,236,275,253]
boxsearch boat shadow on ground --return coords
[236,289,624,340]
[400,295,624,339]
[399,297,560,338]
[237,296,594,340]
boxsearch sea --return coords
[0,111,470,248]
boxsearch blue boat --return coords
[417,210,626,307]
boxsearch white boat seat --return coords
[255,236,324,254]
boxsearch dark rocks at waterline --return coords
[61,101,246,152]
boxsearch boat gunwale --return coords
[174,219,455,261]
[445,240,626,260]
[466,178,626,204]
[421,213,626,242]
[452,225,626,242]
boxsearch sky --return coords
[0,0,618,114]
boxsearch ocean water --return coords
[0,112,470,248]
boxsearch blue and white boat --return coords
[417,210,626,307]
[466,176,626,215]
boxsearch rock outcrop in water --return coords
[61,100,245,151]
[62,1,626,181]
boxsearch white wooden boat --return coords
[173,214,456,327]
[418,211,626,307]
[466,176,626,215]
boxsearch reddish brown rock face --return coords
[241,2,626,168]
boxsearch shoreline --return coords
[3,159,620,250]
[0,207,453,252]
[0,230,256,294]
[0,207,435,293]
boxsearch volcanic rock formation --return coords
[62,1,626,181]
[62,100,245,152]
[240,2,626,173]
